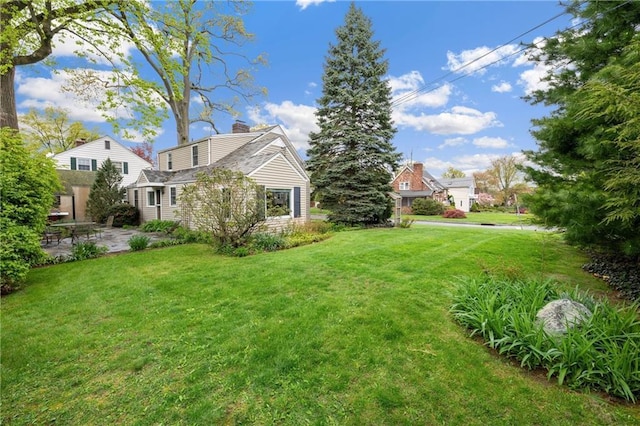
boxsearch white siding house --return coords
[53,136,153,188]
[440,177,476,212]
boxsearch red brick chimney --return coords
[412,163,424,190]
[75,138,87,147]
[232,120,250,133]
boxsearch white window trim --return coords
[191,145,199,167]
[167,152,173,170]
[78,157,91,171]
[169,186,177,206]
[146,189,156,207]
[266,188,292,219]
[399,181,410,190]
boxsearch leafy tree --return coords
[0,129,60,289]
[473,170,497,194]
[67,0,265,144]
[178,168,266,248]
[523,0,640,255]
[306,3,400,225]
[0,0,117,130]
[86,158,125,223]
[488,155,523,206]
[19,107,100,153]
[129,142,154,166]
[441,167,465,179]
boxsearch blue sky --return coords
[15,0,574,177]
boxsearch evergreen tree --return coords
[522,0,640,255]
[86,158,125,223]
[306,3,400,225]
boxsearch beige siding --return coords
[159,140,208,171]
[209,134,257,163]
[250,154,310,226]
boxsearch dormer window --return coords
[105,140,110,149]
[167,152,173,170]
[192,145,198,166]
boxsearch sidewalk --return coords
[41,227,166,258]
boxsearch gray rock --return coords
[536,299,592,335]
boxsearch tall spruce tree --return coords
[86,158,125,223]
[306,3,400,226]
[523,0,640,255]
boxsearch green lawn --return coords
[2,227,638,424]
[405,211,534,225]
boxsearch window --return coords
[147,190,156,207]
[399,181,410,190]
[78,158,91,171]
[134,190,139,208]
[112,161,123,173]
[111,161,129,175]
[105,140,110,149]
[192,145,198,166]
[170,187,177,206]
[266,189,291,217]
[167,152,173,170]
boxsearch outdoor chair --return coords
[43,227,63,245]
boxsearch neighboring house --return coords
[128,122,310,228]
[391,162,447,208]
[52,136,153,188]
[53,170,96,222]
[440,177,476,212]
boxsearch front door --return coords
[156,189,162,220]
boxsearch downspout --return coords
[207,137,211,166]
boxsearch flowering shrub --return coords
[443,209,466,219]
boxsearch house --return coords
[391,162,447,208]
[128,122,310,228]
[52,136,153,188]
[52,170,96,222]
[440,177,476,212]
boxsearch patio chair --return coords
[43,227,63,245]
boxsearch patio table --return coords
[49,222,99,244]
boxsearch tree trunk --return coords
[0,66,19,130]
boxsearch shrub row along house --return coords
[128,122,310,228]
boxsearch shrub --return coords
[411,198,446,215]
[450,276,640,402]
[171,226,212,244]
[149,239,184,249]
[398,218,414,228]
[443,209,466,219]
[69,241,108,261]
[470,202,481,213]
[0,224,47,289]
[107,203,140,227]
[128,235,150,251]
[251,233,285,252]
[141,220,179,233]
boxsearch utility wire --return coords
[390,0,631,109]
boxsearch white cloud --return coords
[389,71,451,109]
[491,81,512,93]
[438,137,467,149]
[445,44,521,76]
[472,136,509,149]
[296,0,335,11]
[394,106,501,135]
[247,101,318,151]
[423,153,502,177]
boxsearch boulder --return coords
[536,299,592,335]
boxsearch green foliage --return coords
[443,209,466,219]
[128,235,150,251]
[0,129,60,287]
[411,198,445,215]
[470,202,481,213]
[86,159,125,224]
[250,233,285,252]
[106,203,139,227]
[306,4,400,226]
[69,241,108,261]
[451,276,640,401]
[178,168,265,248]
[19,107,100,153]
[397,218,414,228]
[141,220,179,233]
[524,1,640,255]
[441,167,465,179]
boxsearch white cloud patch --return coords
[438,137,467,149]
[389,71,451,109]
[423,153,502,177]
[445,44,521,76]
[247,101,318,151]
[296,0,335,10]
[491,81,512,93]
[394,106,501,135]
[472,136,509,149]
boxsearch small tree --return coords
[178,168,266,248]
[441,167,465,179]
[1,129,60,289]
[86,158,125,223]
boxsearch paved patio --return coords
[41,227,167,258]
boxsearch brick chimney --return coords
[232,120,250,134]
[412,162,424,190]
[75,138,87,147]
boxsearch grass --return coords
[310,206,332,215]
[3,227,639,424]
[405,211,534,225]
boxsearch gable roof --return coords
[439,177,475,189]
[393,163,445,192]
